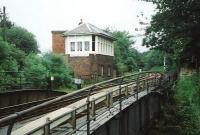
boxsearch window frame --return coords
[84,41,90,51]
[77,41,83,51]
[70,42,75,52]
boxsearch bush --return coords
[43,53,73,88]
[24,54,47,88]
[24,53,73,89]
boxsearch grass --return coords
[150,66,164,72]
[175,74,200,135]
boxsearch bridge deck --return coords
[11,84,131,135]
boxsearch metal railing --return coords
[0,71,167,135]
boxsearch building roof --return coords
[63,23,115,40]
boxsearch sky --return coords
[0,0,156,53]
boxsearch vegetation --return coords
[140,1,200,134]
[24,53,73,89]
[5,26,39,54]
[147,74,200,135]
[0,7,73,91]
[142,0,200,71]
[113,31,144,74]
[142,50,164,70]
[0,6,168,92]
[42,53,73,88]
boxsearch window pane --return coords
[85,41,89,51]
[70,42,75,51]
[77,42,82,51]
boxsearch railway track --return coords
[0,72,159,128]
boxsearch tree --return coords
[24,53,73,89]
[0,7,39,54]
[0,7,13,29]
[142,0,200,70]
[24,54,47,88]
[0,37,10,62]
[5,26,39,54]
[113,31,142,74]
[0,37,20,90]
[142,50,164,70]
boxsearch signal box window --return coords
[85,41,90,51]
[77,42,82,51]
[70,42,75,51]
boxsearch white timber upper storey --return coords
[63,23,115,57]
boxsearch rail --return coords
[0,71,166,135]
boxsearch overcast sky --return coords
[0,0,155,53]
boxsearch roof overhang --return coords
[63,33,116,41]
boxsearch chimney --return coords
[52,31,65,54]
[78,19,83,25]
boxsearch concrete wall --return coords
[0,90,66,108]
[92,92,161,135]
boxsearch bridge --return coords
[0,72,172,135]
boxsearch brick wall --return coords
[52,31,65,54]
[67,54,116,79]
[95,54,115,77]
[68,55,92,78]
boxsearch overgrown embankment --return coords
[146,73,200,135]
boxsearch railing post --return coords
[7,119,15,135]
[149,73,152,87]
[125,85,128,97]
[91,98,96,119]
[71,109,76,130]
[106,92,113,107]
[86,86,94,135]
[118,78,123,135]
[154,73,157,86]
[119,78,123,111]
[136,74,140,100]
[143,79,146,91]
[110,92,113,107]
[106,92,110,108]
[86,96,90,135]
[146,74,149,93]
[44,117,50,135]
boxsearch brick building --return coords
[52,23,116,79]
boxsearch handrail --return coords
[0,71,164,134]
[24,71,164,135]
